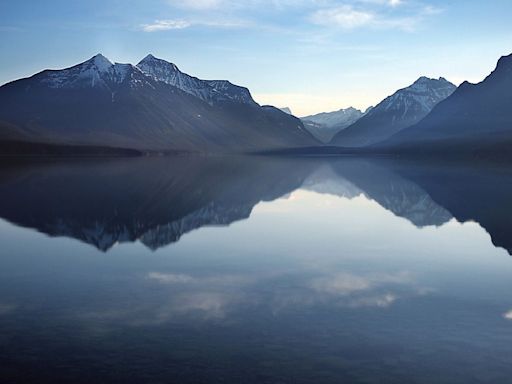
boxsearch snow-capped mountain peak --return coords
[139,54,180,73]
[137,54,256,105]
[34,54,152,90]
[89,53,114,73]
[300,107,365,142]
[330,76,456,147]
[377,76,456,116]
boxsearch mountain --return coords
[280,107,293,115]
[330,77,456,147]
[301,107,365,142]
[378,53,512,153]
[137,54,256,106]
[0,54,317,153]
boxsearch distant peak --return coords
[91,53,111,63]
[138,54,180,71]
[141,53,157,61]
[410,76,455,89]
[87,54,113,72]
[413,76,431,84]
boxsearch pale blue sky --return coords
[1,0,512,115]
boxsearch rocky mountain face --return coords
[379,53,512,153]
[301,107,365,143]
[137,54,256,106]
[0,54,317,153]
[330,77,456,147]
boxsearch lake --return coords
[0,156,511,383]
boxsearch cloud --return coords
[311,5,375,29]
[141,18,250,32]
[358,0,404,7]
[166,0,313,11]
[311,4,422,31]
[143,1,439,34]
[167,0,225,10]
[422,5,443,15]
[141,19,191,32]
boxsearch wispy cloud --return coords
[141,19,191,32]
[166,0,313,11]
[358,0,404,7]
[310,3,429,31]
[142,1,441,33]
[141,18,249,32]
[311,5,375,30]
[167,0,225,10]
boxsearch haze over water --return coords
[1,156,512,383]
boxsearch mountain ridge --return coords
[0,54,318,153]
[377,53,512,152]
[330,77,456,147]
[301,107,366,142]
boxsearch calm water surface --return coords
[0,156,512,383]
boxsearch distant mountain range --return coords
[0,54,317,153]
[330,77,456,147]
[301,107,368,142]
[2,52,512,155]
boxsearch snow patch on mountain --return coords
[137,54,256,105]
[301,107,365,142]
[38,54,152,90]
[330,77,456,147]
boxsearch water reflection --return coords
[1,156,512,383]
[0,157,314,251]
[0,156,510,254]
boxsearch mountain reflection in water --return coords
[0,156,510,254]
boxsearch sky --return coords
[1,0,512,116]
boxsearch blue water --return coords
[0,156,511,383]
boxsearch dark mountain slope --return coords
[0,54,317,153]
[379,53,512,152]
